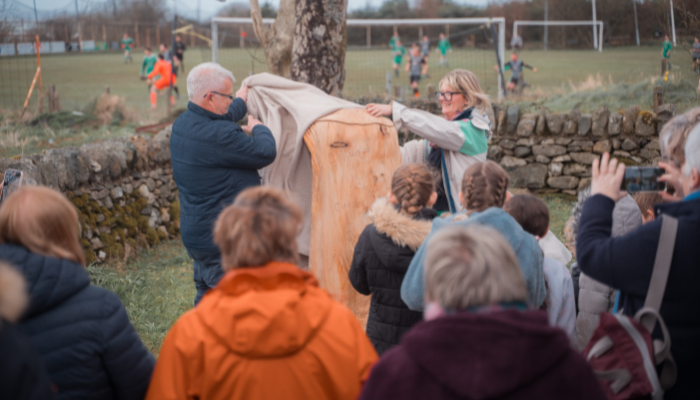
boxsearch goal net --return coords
[211,17,505,101]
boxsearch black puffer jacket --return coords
[349,198,436,355]
[0,244,155,400]
[0,263,54,400]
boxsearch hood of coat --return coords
[404,310,570,398]
[0,244,90,320]
[367,198,435,271]
[0,262,28,323]
[612,195,643,237]
[195,262,333,358]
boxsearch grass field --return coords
[92,195,574,356]
[1,45,698,117]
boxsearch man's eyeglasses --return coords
[435,91,460,101]
[204,91,234,100]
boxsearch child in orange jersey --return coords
[147,54,176,110]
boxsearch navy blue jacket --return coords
[171,99,277,251]
[577,194,700,400]
[0,244,155,400]
[0,320,55,400]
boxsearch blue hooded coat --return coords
[400,207,546,311]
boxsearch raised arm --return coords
[391,102,466,151]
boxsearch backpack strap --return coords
[640,215,678,333]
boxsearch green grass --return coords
[87,239,194,356]
[87,196,574,356]
[2,45,698,117]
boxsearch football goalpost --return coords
[513,21,604,52]
[210,17,506,101]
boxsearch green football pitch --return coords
[1,45,697,116]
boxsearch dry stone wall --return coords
[488,103,673,194]
[0,128,179,264]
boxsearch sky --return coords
[11,0,492,22]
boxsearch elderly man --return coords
[577,123,700,399]
[171,62,276,305]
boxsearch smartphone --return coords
[620,167,666,193]
[0,169,23,204]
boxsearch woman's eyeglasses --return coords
[204,91,234,100]
[435,91,460,101]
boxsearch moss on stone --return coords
[89,201,100,212]
[72,197,87,210]
[106,243,124,259]
[157,228,167,240]
[80,238,91,248]
[145,228,160,246]
[137,216,149,232]
[166,222,177,236]
[169,201,180,223]
[126,238,138,251]
[100,233,116,246]
[84,249,97,265]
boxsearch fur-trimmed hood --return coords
[367,198,435,252]
[0,262,28,323]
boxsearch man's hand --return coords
[591,152,626,202]
[236,85,249,103]
[242,116,262,133]
[366,103,392,118]
[533,68,538,73]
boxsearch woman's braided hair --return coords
[461,161,509,214]
[392,164,435,216]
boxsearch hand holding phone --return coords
[591,153,627,202]
[620,167,666,193]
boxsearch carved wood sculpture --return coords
[304,109,401,326]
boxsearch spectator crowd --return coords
[0,62,699,400]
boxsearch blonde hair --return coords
[424,225,529,309]
[391,164,435,216]
[461,161,509,214]
[214,186,303,270]
[0,186,85,266]
[439,69,491,113]
[659,107,700,165]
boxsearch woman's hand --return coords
[658,161,684,202]
[591,153,626,202]
[366,103,392,118]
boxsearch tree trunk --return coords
[290,0,348,96]
[250,0,294,77]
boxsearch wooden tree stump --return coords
[304,108,401,326]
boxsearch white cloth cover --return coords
[241,73,363,255]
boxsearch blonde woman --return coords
[358,226,607,400]
[366,69,492,213]
[0,186,154,400]
[147,186,378,400]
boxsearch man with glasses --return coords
[171,62,277,305]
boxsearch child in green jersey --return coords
[140,47,157,92]
[437,33,452,67]
[662,35,672,71]
[393,39,405,78]
[121,33,134,64]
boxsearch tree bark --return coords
[290,0,348,96]
[250,0,294,77]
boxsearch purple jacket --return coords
[359,310,606,400]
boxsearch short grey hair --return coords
[186,62,236,101]
[684,124,700,177]
[424,225,529,310]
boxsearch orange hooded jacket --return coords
[145,262,378,400]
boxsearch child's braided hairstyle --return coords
[391,164,435,216]
[461,161,509,214]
